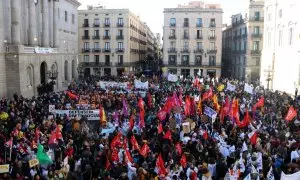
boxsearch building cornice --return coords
[65,0,81,7]
[164,8,223,13]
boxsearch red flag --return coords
[184,96,191,117]
[138,97,145,112]
[203,130,208,140]
[66,91,78,100]
[123,137,129,150]
[105,158,111,170]
[125,149,133,163]
[232,99,240,123]
[172,92,181,107]
[163,130,172,141]
[139,110,145,128]
[180,153,187,168]
[111,133,122,149]
[237,109,251,128]
[5,137,13,149]
[35,128,40,142]
[175,143,182,155]
[156,154,167,175]
[55,126,63,140]
[129,114,134,131]
[248,131,258,145]
[165,97,173,113]
[158,123,163,134]
[202,88,213,101]
[147,92,153,108]
[223,97,230,116]
[252,97,264,113]
[48,126,62,145]
[139,144,151,157]
[219,104,225,124]
[130,136,140,151]
[48,133,57,145]
[179,88,183,106]
[111,149,119,162]
[285,106,297,121]
[99,104,103,124]
[157,108,167,121]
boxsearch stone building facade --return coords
[163,1,223,78]
[0,0,80,98]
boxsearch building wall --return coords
[0,0,7,97]
[163,3,223,78]
[260,0,300,94]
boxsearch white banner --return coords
[244,83,254,94]
[0,164,9,173]
[98,81,128,89]
[226,82,236,92]
[53,110,100,120]
[34,47,55,54]
[134,80,149,89]
[168,74,178,82]
[281,171,300,180]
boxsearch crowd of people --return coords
[0,75,299,180]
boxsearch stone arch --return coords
[40,61,48,84]
[64,60,69,81]
[26,64,34,87]
[72,59,75,79]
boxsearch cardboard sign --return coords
[204,106,217,118]
[182,122,191,134]
[49,105,55,113]
[134,80,149,89]
[0,164,9,173]
[29,159,39,168]
[168,74,178,82]
[186,118,196,130]
[226,82,236,92]
[244,84,254,94]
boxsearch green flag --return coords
[37,144,52,165]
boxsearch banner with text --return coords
[204,106,217,118]
[53,110,100,120]
[244,83,254,94]
[134,80,149,89]
[226,82,236,92]
[168,74,178,82]
[98,81,128,89]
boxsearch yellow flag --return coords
[197,98,202,115]
[102,108,107,122]
[213,94,220,112]
[217,84,225,92]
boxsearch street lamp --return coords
[47,66,58,92]
[264,65,273,90]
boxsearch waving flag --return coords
[130,135,140,151]
[158,123,163,134]
[37,144,52,165]
[184,96,191,117]
[180,153,187,168]
[129,114,134,131]
[219,104,225,124]
[213,94,220,112]
[139,110,145,128]
[248,131,258,145]
[175,143,182,155]
[122,97,129,117]
[203,130,209,140]
[111,133,122,149]
[197,98,202,115]
[138,97,145,112]
[139,144,151,157]
[125,149,133,163]
[111,149,119,162]
[66,91,79,100]
[285,106,297,121]
[237,109,250,128]
[156,154,167,175]
[163,130,172,141]
[252,97,264,113]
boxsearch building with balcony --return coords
[163,1,223,78]
[78,6,156,77]
[260,0,300,95]
[0,0,80,98]
[221,0,264,83]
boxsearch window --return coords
[268,32,271,47]
[254,12,260,20]
[94,18,100,25]
[105,30,109,36]
[118,42,123,49]
[255,58,260,66]
[94,30,99,36]
[209,42,215,50]
[118,55,123,64]
[210,30,215,37]
[288,28,294,45]
[254,26,260,35]
[184,30,189,38]
[184,42,189,49]
[84,19,89,26]
[197,30,202,38]
[279,9,282,18]
[72,14,75,24]
[184,18,189,27]
[168,55,176,64]
[105,18,110,25]
[196,42,202,50]
[170,41,175,48]
[118,18,123,25]
[195,55,202,65]
[244,40,247,50]
[278,30,283,46]
[105,42,110,50]
[95,55,100,64]
[118,29,123,36]
[253,41,259,50]
[84,30,89,36]
[196,18,202,27]
[181,69,190,78]
[239,41,242,50]
[94,42,99,49]
[209,56,216,66]
[65,11,68,22]
[84,42,89,49]
[105,55,110,64]
[170,18,176,26]
[170,29,175,36]
[84,55,89,62]
[210,18,216,26]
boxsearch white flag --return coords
[242,141,248,152]
[267,167,274,180]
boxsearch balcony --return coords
[102,48,111,53]
[194,49,204,54]
[170,23,176,27]
[82,36,90,40]
[81,48,90,53]
[92,48,101,53]
[251,34,262,39]
[232,19,244,27]
[82,23,89,28]
[249,17,264,22]
[196,23,203,28]
[117,23,124,27]
[209,36,216,40]
[115,48,124,53]
[103,35,111,40]
[169,35,176,39]
[80,62,112,68]
[183,36,189,40]
[92,35,100,40]
[207,49,217,54]
[168,48,177,53]
[180,61,190,66]
[104,23,110,27]
[210,22,216,27]
[183,23,189,27]
[168,61,177,66]
[196,36,203,40]
[181,49,190,53]
[194,61,202,66]
[93,23,100,27]
[116,35,124,40]
[115,62,136,67]
[251,50,261,55]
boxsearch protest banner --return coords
[49,105,55,113]
[0,164,9,173]
[29,159,39,168]
[134,80,149,89]
[226,82,236,92]
[99,81,128,89]
[53,110,100,120]
[204,106,217,118]
[244,83,254,94]
[168,74,178,82]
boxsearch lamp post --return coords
[264,65,273,90]
[47,66,58,92]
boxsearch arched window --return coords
[26,66,33,86]
[64,61,68,81]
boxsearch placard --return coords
[244,84,254,94]
[204,106,217,118]
[134,80,149,89]
[53,110,100,120]
[226,82,236,92]
[99,81,128,89]
[49,105,55,113]
[182,122,191,134]
[29,159,39,168]
[0,164,9,173]
[168,74,178,82]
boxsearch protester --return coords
[0,75,299,180]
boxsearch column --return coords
[6,0,12,43]
[28,0,37,46]
[53,0,59,48]
[11,0,21,44]
[23,0,29,45]
[49,0,53,47]
[42,0,49,47]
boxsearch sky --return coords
[78,0,247,35]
